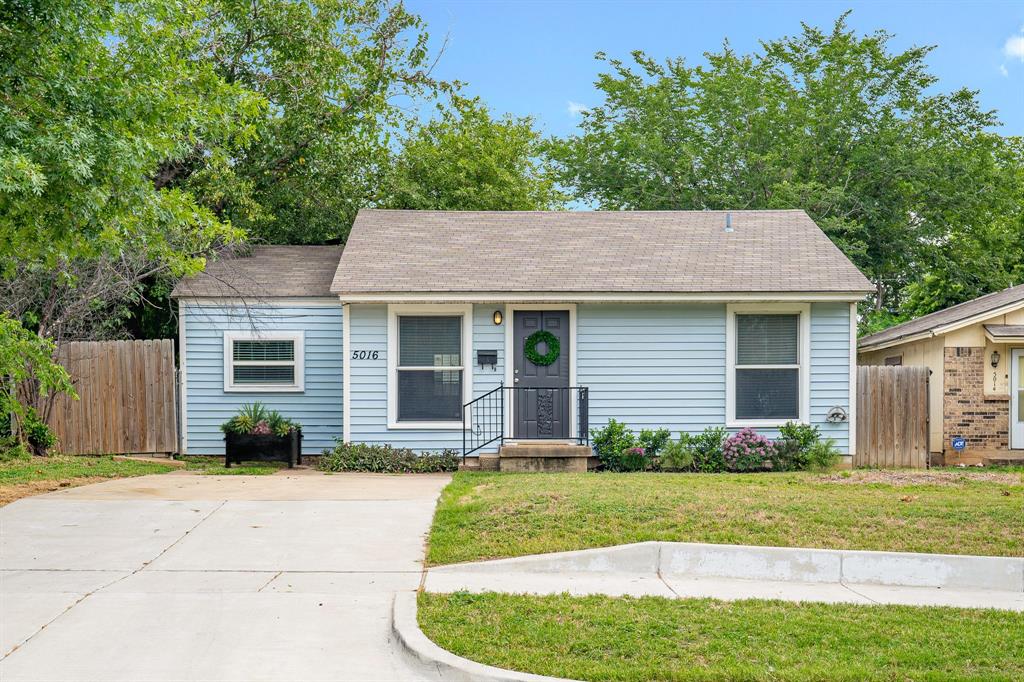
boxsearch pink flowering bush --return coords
[722,427,774,472]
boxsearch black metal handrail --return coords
[462,384,590,461]
[462,384,504,460]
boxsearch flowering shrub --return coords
[722,427,774,472]
[620,446,648,472]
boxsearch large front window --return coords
[396,315,463,422]
[727,306,807,425]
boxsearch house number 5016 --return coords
[351,350,380,360]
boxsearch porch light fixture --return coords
[492,310,503,325]
[991,350,1000,368]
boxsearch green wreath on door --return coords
[524,330,560,366]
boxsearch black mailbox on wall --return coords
[477,350,498,368]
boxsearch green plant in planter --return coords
[221,402,300,436]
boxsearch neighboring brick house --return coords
[859,285,1024,464]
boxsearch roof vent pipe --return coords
[724,212,734,232]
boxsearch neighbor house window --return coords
[727,305,808,426]
[387,305,472,428]
[224,332,304,392]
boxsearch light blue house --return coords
[172,210,872,466]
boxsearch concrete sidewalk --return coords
[1,471,452,682]
[424,542,1024,611]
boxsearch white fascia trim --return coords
[725,303,811,428]
[386,304,473,430]
[503,304,579,438]
[849,302,858,457]
[223,330,305,393]
[181,297,342,307]
[178,300,188,454]
[342,303,351,443]
[338,292,869,304]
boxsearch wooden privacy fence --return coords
[855,365,929,468]
[48,340,178,455]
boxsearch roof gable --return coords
[858,284,1024,350]
[331,209,871,297]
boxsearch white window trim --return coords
[387,304,473,430]
[726,303,810,428]
[223,331,305,393]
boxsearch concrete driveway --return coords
[0,470,452,682]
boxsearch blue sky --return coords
[405,0,1024,138]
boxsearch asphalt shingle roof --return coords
[171,245,343,299]
[330,209,872,295]
[858,284,1024,349]
[984,324,1024,339]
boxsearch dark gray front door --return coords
[513,310,570,439]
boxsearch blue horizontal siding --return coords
[578,304,728,435]
[183,302,343,455]
[181,300,851,457]
[578,302,851,454]
[810,302,851,452]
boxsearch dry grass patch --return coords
[0,455,176,506]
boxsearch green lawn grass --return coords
[0,454,175,486]
[178,455,287,475]
[419,592,1024,681]
[427,471,1024,564]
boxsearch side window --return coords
[224,333,304,392]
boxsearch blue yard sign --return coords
[951,437,967,452]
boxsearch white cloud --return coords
[567,101,588,117]
[1004,34,1024,61]
[1000,64,1009,76]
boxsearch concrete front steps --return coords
[459,441,596,473]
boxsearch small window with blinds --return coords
[396,316,462,422]
[224,332,304,392]
[733,313,801,421]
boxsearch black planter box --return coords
[224,429,301,468]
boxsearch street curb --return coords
[391,592,578,682]
[427,541,1024,594]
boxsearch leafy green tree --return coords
[384,96,564,210]
[0,0,260,273]
[169,0,448,244]
[549,14,1021,324]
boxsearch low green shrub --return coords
[637,428,671,458]
[687,426,728,472]
[590,419,638,471]
[658,435,694,471]
[806,437,842,471]
[318,442,459,473]
[22,408,57,454]
[772,421,840,471]
[0,437,30,463]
